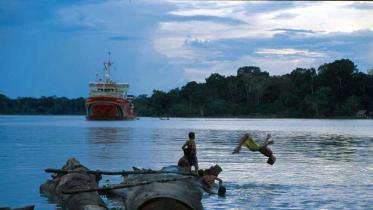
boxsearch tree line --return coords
[135,59,373,118]
[1,59,372,118]
[0,95,85,115]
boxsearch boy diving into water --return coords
[232,133,276,165]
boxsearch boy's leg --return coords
[232,133,249,154]
[194,155,199,171]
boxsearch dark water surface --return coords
[0,116,372,209]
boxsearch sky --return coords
[1,0,373,98]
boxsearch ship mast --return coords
[103,52,113,83]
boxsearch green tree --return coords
[318,59,357,102]
[305,87,334,117]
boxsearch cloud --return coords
[344,2,373,10]
[183,68,212,82]
[169,14,245,25]
[255,48,326,58]
[263,2,373,33]
[54,0,178,34]
[271,28,315,34]
[153,1,373,80]
[184,35,211,46]
[272,12,298,20]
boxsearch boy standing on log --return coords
[232,133,276,165]
[182,132,199,172]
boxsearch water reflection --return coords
[85,127,133,166]
[86,127,131,144]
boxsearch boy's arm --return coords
[232,133,249,154]
[215,177,223,186]
[182,141,188,149]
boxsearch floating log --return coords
[111,174,203,210]
[42,159,224,210]
[103,165,225,210]
[45,168,197,176]
[62,176,192,194]
[40,158,107,210]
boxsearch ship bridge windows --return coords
[96,88,116,92]
[103,88,115,92]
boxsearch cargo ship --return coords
[85,53,136,120]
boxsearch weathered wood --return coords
[45,168,197,176]
[139,198,191,210]
[105,166,208,210]
[127,174,203,210]
[40,158,107,210]
[62,176,192,194]
[42,159,224,210]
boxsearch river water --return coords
[0,116,372,209]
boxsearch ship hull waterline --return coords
[85,97,136,120]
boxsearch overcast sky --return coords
[1,0,373,98]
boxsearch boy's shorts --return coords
[258,147,273,157]
[188,155,198,166]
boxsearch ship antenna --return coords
[104,52,113,83]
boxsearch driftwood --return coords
[45,168,197,176]
[62,176,192,194]
[40,158,107,210]
[103,165,225,210]
[42,159,225,210]
[107,172,203,210]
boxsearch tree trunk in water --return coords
[40,158,107,210]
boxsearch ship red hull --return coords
[85,97,136,120]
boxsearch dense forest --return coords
[1,59,372,118]
[135,59,373,118]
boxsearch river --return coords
[0,116,372,209]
